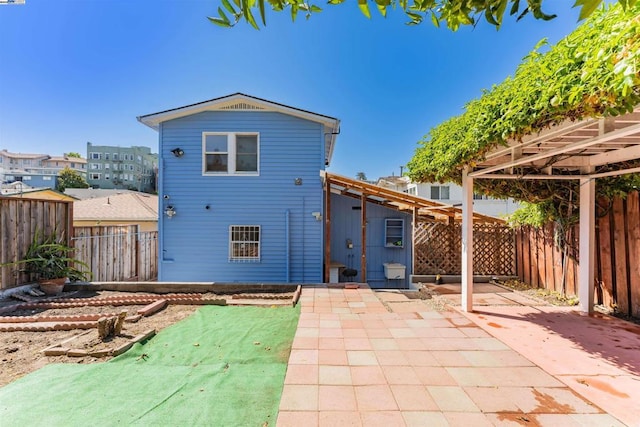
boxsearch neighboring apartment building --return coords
[0,149,87,189]
[376,175,520,218]
[86,142,158,193]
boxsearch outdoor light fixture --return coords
[165,205,176,218]
[171,148,185,158]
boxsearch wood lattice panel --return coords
[414,221,515,275]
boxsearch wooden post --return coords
[579,176,595,313]
[324,176,331,283]
[412,207,418,279]
[461,167,474,312]
[361,193,367,283]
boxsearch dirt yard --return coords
[0,291,202,387]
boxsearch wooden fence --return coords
[414,221,515,276]
[0,198,73,289]
[73,225,158,282]
[0,197,158,289]
[515,191,640,317]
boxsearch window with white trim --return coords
[430,185,450,200]
[90,173,101,180]
[90,163,101,170]
[203,133,259,175]
[229,225,260,262]
[90,153,101,160]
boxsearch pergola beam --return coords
[472,121,640,176]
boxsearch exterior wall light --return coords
[171,148,184,158]
[165,205,176,218]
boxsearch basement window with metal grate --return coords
[229,225,261,262]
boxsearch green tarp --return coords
[0,305,299,426]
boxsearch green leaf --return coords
[574,0,603,20]
[430,11,440,27]
[217,7,231,24]
[208,16,232,27]
[509,0,521,15]
[484,8,499,26]
[222,0,237,14]
[258,0,266,25]
[310,5,322,12]
[358,0,372,18]
[245,7,260,29]
[376,1,387,17]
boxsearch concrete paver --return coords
[278,286,639,426]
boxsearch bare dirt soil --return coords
[0,291,200,388]
[491,279,580,306]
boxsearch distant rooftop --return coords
[65,188,138,200]
[73,192,158,222]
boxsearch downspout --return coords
[285,209,290,283]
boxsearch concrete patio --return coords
[277,285,640,426]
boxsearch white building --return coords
[376,175,519,218]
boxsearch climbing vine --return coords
[406,2,640,224]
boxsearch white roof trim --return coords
[137,93,339,130]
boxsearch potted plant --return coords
[3,231,92,295]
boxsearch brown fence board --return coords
[597,208,614,308]
[627,192,640,318]
[612,198,630,314]
[523,227,531,285]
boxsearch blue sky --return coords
[0,0,581,180]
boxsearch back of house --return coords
[139,93,340,283]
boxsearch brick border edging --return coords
[42,329,156,358]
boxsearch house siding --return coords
[330,193,413,288]
[158,111,325,282]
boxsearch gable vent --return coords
[219,102,265,111]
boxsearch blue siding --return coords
[330,194,412,288]
[158,111,325,282]
[17,175,57,189]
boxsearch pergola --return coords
[460,106,640,313]
[321,172,502,284]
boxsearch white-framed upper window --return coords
[203,132,259,175]
[90,153,101,160]
[229,225,260,262]
[430,185,450,200]
[90,173,101,180]
[113,153,119,161]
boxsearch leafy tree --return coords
[208,0,633,31]
[356,171,368,181]
[57,167,89,192]
[65,152,82,158]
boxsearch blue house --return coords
[139,93,464,285]
[138,93,341,283]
